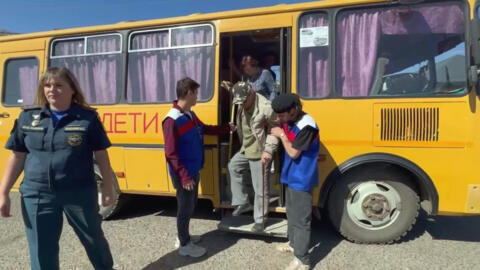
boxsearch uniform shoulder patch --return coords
[72,105,97,120]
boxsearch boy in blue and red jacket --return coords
[162,77,232,258]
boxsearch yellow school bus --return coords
[1,0,479,243]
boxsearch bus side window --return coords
[297,12,330,99]
[50,34,122,105]
[3,58,39,106]
[127,25,215,104]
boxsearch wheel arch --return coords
[318,152,438,215]
[94,163,126,219]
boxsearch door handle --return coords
[0,112,10,118]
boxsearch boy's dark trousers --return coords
[175,174,200,247]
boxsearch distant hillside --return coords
[435,55,465,83]
[0,29,14,36]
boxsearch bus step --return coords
[217,216,288,238]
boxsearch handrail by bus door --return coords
[228,36,236,160]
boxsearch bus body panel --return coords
[0,0,478,223]
[0,47,46,190]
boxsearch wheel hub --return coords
[362,194,390,220]
[346,181,402,230]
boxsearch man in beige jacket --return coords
[228,81,279,232]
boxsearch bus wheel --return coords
[95,165,127,220]
[327,167,419,244]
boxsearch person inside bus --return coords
[228,81,279,232]
[162,77,233,258]
[270,93,320,270]
[0,67,115,270]
[262,52,277,81]
[223,54,277,101]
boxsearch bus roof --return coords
[0,0,385,42]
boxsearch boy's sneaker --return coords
[178,242,206,258]
[174,235,202,249]
[276,241,294,253]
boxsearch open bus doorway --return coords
[217,28,291,236]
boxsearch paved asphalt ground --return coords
[1,192,480,270]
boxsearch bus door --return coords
[218,26,291,209]
[471,0,480,82]
[0,49,44,189]
[216,16,291,236]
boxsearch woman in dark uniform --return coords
[0,67,114,270]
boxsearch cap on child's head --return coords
[272,93,301,113]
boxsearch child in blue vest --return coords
[162,77,232,258]
[270,93,320,270]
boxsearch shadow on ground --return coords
[141,228,287,270]
[110,195,219,221]
[425,214,480,242]
[397,210,480,243]
[109,195,480,269]
[309,217,342,268]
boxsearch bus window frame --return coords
[50,33,123,58]
[128,23,215,52]
[125,23,216,105]
[471,0,480,94]
[48,33,125,106]
[296,0,471,101]
[2,56,39,107]
[296,10,332,100]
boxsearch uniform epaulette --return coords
[21,105,41,111]
[83,105,98,111]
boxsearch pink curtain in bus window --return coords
[160,52,172,102]
[127,27,214,103]
[298,14,329,98]
[51,36,119,104]
[56,40,84,55]
[172,27,212,100]
[336,10,381,97]
[89,36,118,104]
[127,31,168,102]
[380,3,464,35]
[336,2,464,97]
[18,64,39,105]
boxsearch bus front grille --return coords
[380,107,439,142]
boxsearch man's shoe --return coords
[296,263,311,270]
[275,241,294,253]
[232,204,253,216]
[174,235,201,249]
[284,258,300,270]
[285,258,310,270]
[285,257,310,270]
[251,222,265,232]
[178,242,206,258]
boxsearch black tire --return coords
[95,165,127,220]
[327,165,419,244]
[312,206,322,221]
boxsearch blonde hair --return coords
[34,67,90,108]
